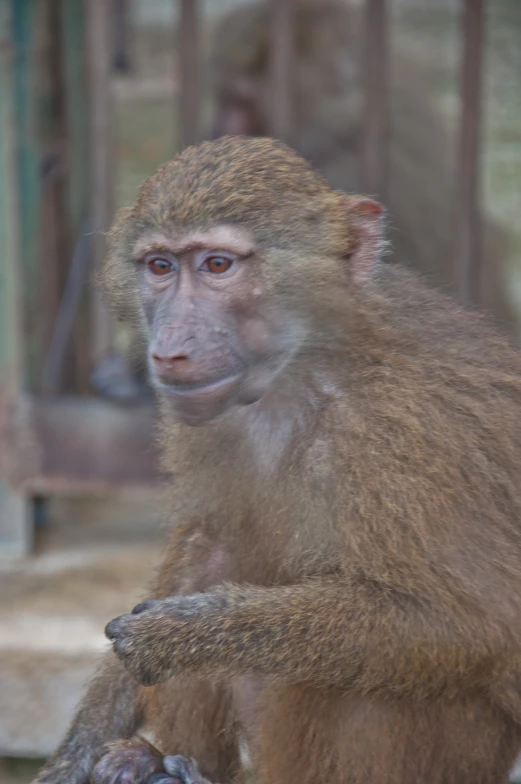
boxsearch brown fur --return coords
[210,0,516,333]
[34,137,521,784]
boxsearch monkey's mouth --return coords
[156,373,244,425]
[157,373,243,402]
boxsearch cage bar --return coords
[178,0,201,149]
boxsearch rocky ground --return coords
[0,492,164,779]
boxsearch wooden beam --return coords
[7,398,161,495]
[453,0,485,307]
[178,0,200,149]
[268,0,295,143]
[0,0,31,556]
[86,0,114,366]
[360,0,389,199]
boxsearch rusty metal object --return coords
[42,219,92,395]
[87,0,114,367]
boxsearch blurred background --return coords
[0,0,520,781]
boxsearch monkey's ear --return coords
[342,195,385,291]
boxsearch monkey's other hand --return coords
[90,738,164,783]
[105,596,225,686]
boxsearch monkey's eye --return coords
[201,256,235,275]
[147,257,175,276]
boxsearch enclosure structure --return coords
[0,0,486,557]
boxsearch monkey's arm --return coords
[106,579,519,698]
[32,655,143,784]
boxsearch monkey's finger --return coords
[163,756,211,784]
[147,776,183,784]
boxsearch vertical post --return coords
[268,0,295,143]
[12,0,40,390]
[453,0,485,307]
[39,0,73,392]
[0,0,31,557]
[178,0,200,149]
[86,0,114,368]
[113,0,132,72]
[360,0,389,199]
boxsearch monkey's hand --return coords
[105,595,229,686]
[91,738,163,783]
[91,740,211,784]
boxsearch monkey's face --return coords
[134,225,303,426]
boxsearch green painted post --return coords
[0,0,31,557]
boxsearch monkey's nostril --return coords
[152,353,189,365]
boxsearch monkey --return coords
[96,0,517,404]
[32,136,521,784]
[209,0,516,334]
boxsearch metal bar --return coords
[178,0,200,149]
[268,0,295,143]
[86,0,114,366]
[360,0,389,198]
[0,0,31,557]
[453,0,485,307]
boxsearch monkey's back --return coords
[334,263,521,601]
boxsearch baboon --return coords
[34,137,521,784]
[210,0,515,332]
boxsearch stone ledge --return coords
[0,534,160,757]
